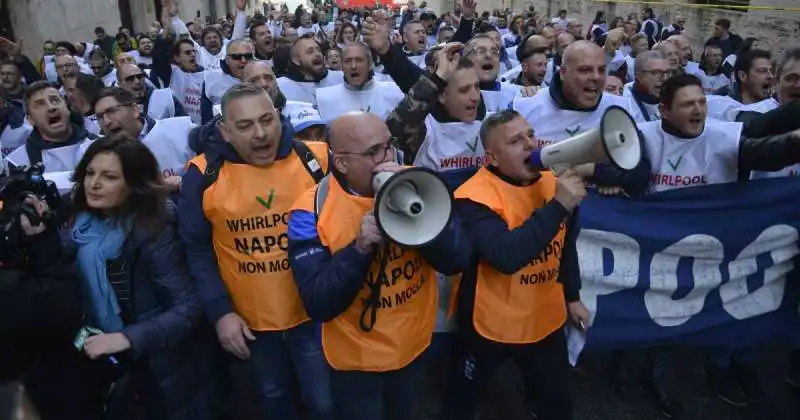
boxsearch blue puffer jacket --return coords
[115,205,228,420]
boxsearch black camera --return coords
[0,163,65,268]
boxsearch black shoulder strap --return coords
[313,174,331,220]
[25,143,43,167]
[292,139,326,184]
[202,152,224,192]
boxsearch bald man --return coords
[513,40,650,196]
[242,60,285,108]
[667,34,704,77]
[180,83,333,418]
[287,111,470,420]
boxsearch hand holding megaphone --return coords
[527,106,642,175]
[554,169,587,212]
[355,211,383,255]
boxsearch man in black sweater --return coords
[446,110,589,420]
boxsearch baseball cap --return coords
[284,101,326,132]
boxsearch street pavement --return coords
[229,344,797,420]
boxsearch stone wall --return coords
[518,0,800,58]
[10,0,122,59]
[10,0,239,60]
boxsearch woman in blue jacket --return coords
[70,136,227,419]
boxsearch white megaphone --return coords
[373,167,453,248]
[528,105,642,173]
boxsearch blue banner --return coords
[577,177,800,351]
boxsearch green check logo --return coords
[565,125,581,136]
[360,105,372,113]
[667,156,683,171]
[256,189,276,209]
[465,136,480,153]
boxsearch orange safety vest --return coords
[188,141,329,331]
[292,174,438,372]
[454,167,567,344]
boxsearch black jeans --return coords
[329,352,426,420]
[446,328,573,420]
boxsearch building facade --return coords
[6,0,242,60]
[514,0,800,56]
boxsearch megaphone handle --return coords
[359,242,391,333]
[550,164,570,176]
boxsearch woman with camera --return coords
[68,135,227,419]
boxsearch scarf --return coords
[72,212,130,333]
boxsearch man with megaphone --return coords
[445,110,591,420]
[287,111,471,420]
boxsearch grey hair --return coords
[775,45,800,78]
[479,109,522,148]
[340,42,373,65]
[221,83,271,119]
[226,38,254,54]
[634,50,666,75]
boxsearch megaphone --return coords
[528,105,642,173]
[373,167,453,248]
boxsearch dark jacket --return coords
[705,33,743,60]
[0,218,99,419]
[454,166,580,337]
[0,224,82,380]
[385,71,488,190]
[179,116,298,325]
[286,170,472,322]
[112,206,227,420]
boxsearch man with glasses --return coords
[625,50,669,122]
[87,49,116,87]
[89,87,194,189]
[200,39,256,124]
[116,63,186,121]
[180,83,333,419]
[287,111,470,420]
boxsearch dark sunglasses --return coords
[123,73,145,83]
[228,53,255,61]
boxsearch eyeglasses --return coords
[465,46,500,58]
[642,69,668,79]
[123,73,145,83]
[336,140,396,164]
[228,53,255,61]
[95,103,134,121]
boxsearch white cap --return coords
[283,101,326,132]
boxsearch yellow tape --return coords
[591,0,800,12]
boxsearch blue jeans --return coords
[248,321,333,419]
[329,352,426,420]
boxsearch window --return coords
[691,0,750,12]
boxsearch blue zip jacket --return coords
[178,116,298,325]
[286,170,473,322]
